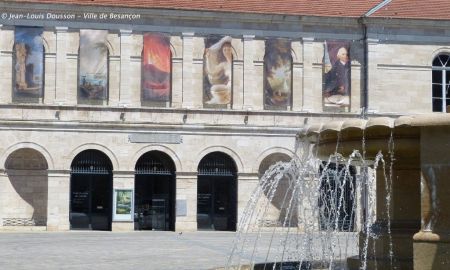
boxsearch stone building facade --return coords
[0,0,449,232]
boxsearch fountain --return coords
[224,114,450,270]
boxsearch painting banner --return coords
[142,33,171,102]
[14,27,44,99]
[203,35,233,106]
[79,29,108,100]
[323,41,351,110]
[264,38,292,109]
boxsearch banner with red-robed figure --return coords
[142,33,171,102]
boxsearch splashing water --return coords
[226,137,394,270]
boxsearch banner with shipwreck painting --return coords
[264,38,292,109]
[14,27,44,100]
[78,29,108,101]
[142,33,171,102]
[203,35,233,106]
[323,41,351,111]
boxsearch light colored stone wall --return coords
[367,42,450,114]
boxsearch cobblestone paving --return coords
[0,231,357,270]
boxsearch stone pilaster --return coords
[301,37,318,112]
[0,170,7,228]
[112,171,134,231]
[366,38,379,113]
[0,25,13,104]
[55,27,68,104]
[242,35,261,110]
[237,173,259,226]
[175,172,197,231]
[171,36,183,108]
[181,32,196,108]
[47,170,70,231]
[43,30,57,105]
[291,40,303,111]
[232,38,244,109]
[118,29,132,107]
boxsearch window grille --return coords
[71,150,112,174]
[135,151,174,175]
[198,152,236,176]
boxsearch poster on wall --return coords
[78,29,108,100]
[113,189,133,221]
[142,33,171,102]
[323,41,351,111]
[13,27,44,99]
[264,38,292,109]
[203,35,233,106]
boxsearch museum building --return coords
[0,0,449,232]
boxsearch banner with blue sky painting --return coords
[14,27,44,99]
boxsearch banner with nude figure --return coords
[78,29,108,101]
[203,35,233,106]
[14,27,44,99]
[323,41,351,111]
[264,38,292,110]
[142,33,171,102]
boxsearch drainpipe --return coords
[361,0,392,114]
[362,19,368,114]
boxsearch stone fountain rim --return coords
[298,114,450,138]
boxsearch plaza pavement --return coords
[0,231,358,270]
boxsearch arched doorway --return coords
[4,148,48,227]
[258,153,297,227]
[70,150,113,231]
[134,151,175,231]
[197,152,237,231]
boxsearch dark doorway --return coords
[197,152,237,231]
[135,151,175,231]
[318,162,356,231]
[70,150,113,231]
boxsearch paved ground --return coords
[0,231,358,270]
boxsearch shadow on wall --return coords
[4,148,48,226]
[258,153,297,227]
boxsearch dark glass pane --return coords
[446,70,450,84]
[443,55,450,67]
[433,57,442,67]
[433,55,450,67]
[433,84,443,98]
[433,98,443,112]
[446,84,450,98]
[432,70,443,83]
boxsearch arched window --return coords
[432,54,450,112]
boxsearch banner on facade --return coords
[323,41,351,110]
[78,29,108,100]
[264,38,292,109]
[203,35,233,106]
[142,33,171,102]
[14,27,44,99]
